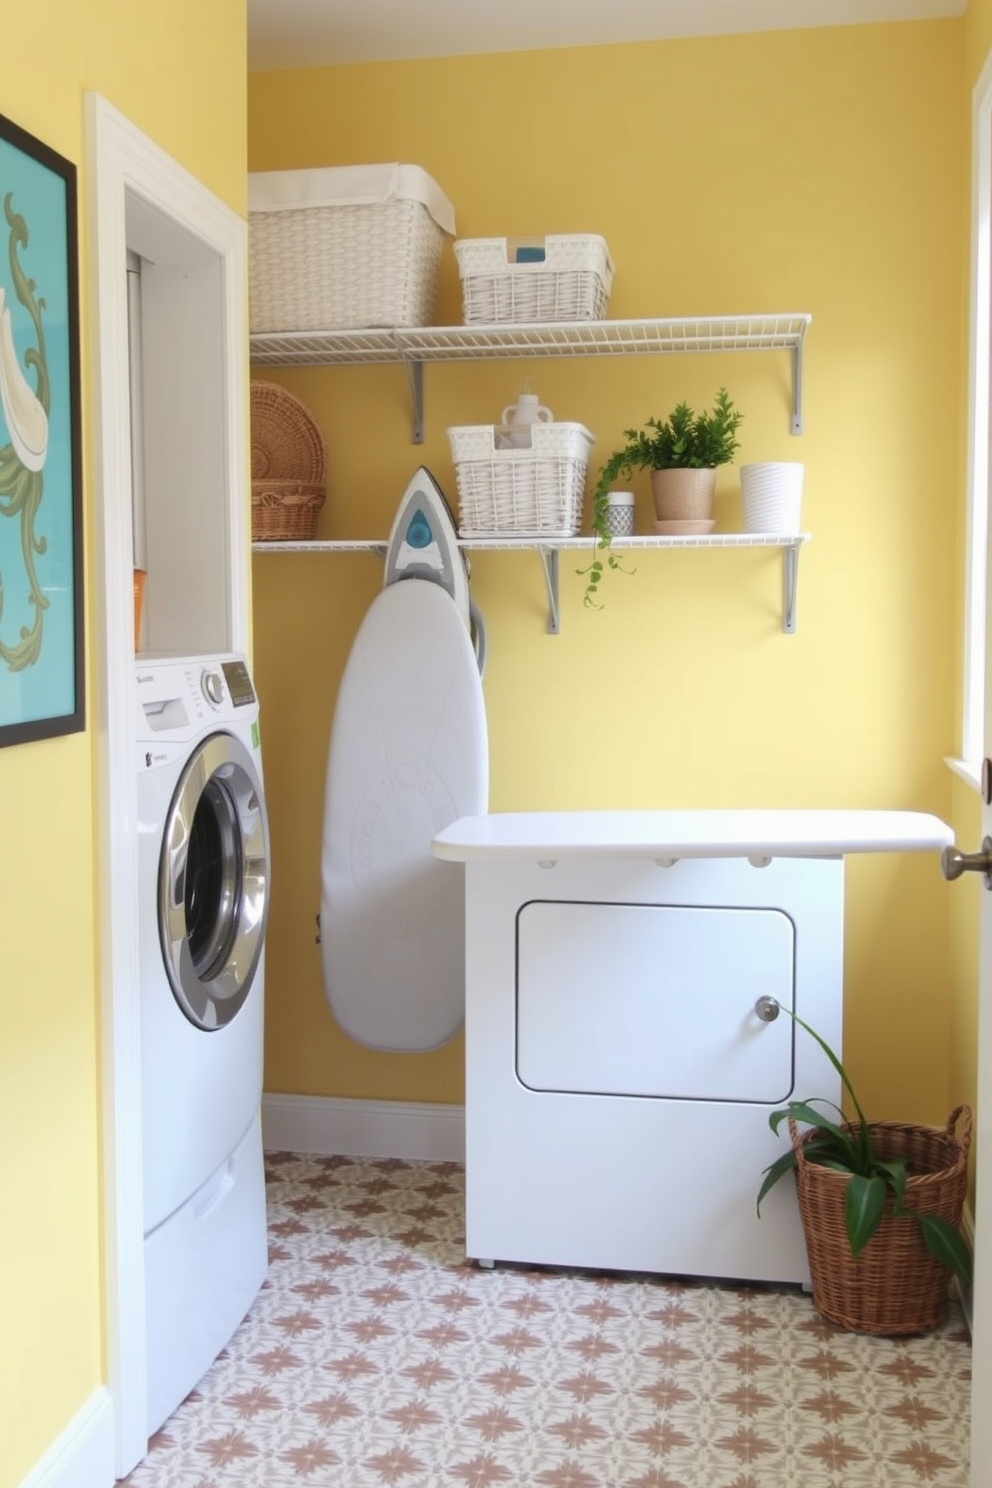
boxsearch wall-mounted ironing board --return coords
[320,470,488,1052]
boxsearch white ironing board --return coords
[321,577,488,1051]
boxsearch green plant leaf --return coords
[756,1149,797,1213]
[873,1158,908,1209]
[768,1101,866,1170]
[844,1173,886,1255]
[911,1212,973,1282]
[788,1010,870,1130]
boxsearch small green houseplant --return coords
[580,388,743,608]
[757,1011,972,1292]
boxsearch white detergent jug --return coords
[501,391,554,428]
[497,390,554,449]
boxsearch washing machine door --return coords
[159,730,269,1030]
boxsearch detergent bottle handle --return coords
[501,397,554,426]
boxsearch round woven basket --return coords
[790,1107,971,1336]
[250,381,327,483]
[251,480,327,543]
[250,381,327,540]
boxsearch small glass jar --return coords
[603,490,635,537]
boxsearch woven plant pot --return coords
[650,467,717,522]
[790,1106,972,1336]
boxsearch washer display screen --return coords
[222,659,256,707]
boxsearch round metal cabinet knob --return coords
[754,996,781,1022]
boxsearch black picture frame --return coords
[0,110,83,748]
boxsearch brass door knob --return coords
[941,837,992,888]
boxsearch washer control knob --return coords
[202,670,225,706]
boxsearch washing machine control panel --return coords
[135,656,259,766]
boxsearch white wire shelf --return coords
[252,533,810,635]
[251,533,809,553]
[249,313,812,441]
[249,314,810,364]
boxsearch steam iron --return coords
[383,466,471,633]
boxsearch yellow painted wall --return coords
[249,21,968,1122]
[0,3,246,1485]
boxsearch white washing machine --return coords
[135,653,270,1437]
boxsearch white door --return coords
[967,668,992,1482]
[945,678,992,1483]
[944,54,992,1486]
[940,614,992,1488]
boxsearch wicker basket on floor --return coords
[250,381,327,541]
[790,1106,971,1336]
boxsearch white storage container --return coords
[248,163,456,332]
[448,421,595,537]
[455,234,614,324]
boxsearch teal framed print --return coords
[0,110,82,747]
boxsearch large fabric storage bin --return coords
[248,163,456,332]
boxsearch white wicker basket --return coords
[448,421,595,537]
[249,164,456,332]
[455,235,614,324]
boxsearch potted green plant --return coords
[757,1010,972,1335]
[580,387,743,608]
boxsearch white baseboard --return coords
[261,1093,466,1162]
[17,1388,114,1488]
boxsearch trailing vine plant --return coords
[577,450,638,610]
[578,389,743,610]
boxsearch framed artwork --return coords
[0,110,83,747]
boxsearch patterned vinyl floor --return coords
[123,1152,972,1488]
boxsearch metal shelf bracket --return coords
[537,546,560,635]
[792,339,805,435]
[783,541,801,633]
[405,360,424,444]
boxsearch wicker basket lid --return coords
[250,380,327,484]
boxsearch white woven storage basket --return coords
[455,235,614,324]
[249,165,455,332]
[448,421,595,537]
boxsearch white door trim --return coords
[85,93,248,1478]
[969,49,992,1488]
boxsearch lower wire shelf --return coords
[252,532,811,636]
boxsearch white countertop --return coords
[431,809,954,862]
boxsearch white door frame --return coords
[85,93,248,1477]
[966,52,992,1488]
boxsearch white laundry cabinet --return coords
[432,809,953,1286]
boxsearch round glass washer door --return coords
[158,730,269,1030]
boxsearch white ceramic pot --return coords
[604,490,635,537]
[740,461,804,534]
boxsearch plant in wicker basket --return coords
[580,388,743,608]
[757,1011,972,1335]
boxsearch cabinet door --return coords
[516,900,795,1101]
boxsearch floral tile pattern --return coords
[123,1152,972,1488]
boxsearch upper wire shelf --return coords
[249,313,811,366]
